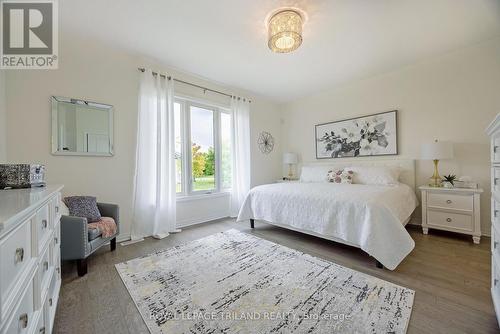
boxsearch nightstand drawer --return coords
[427,192,473,211]
[427,210,473,231]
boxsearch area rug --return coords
[115,229,414,333]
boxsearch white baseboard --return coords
[115,216,230,243]
[176,215,230,229]
[117,234,132,243]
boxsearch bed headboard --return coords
[301,158,416,190]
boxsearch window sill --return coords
[176,191,231,203]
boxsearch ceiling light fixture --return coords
[268,9,303,53]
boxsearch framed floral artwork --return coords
[315,110,398,159]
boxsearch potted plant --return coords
[442,174,457,188]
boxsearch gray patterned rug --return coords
[116,229,414,333]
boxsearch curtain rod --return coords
[137,67,251,103]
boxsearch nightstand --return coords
[419,186,483,244]
[276,179,299,183]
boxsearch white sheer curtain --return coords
[230,97,251,217]
[131,69,179,240]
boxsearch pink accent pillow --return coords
[327,169,354,184]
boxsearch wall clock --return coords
[258,131,274,154]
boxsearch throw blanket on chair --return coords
[88,217,117,238]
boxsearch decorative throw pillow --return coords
[64,196,101,222]
[327,169,354,184]
[345,166,400,185]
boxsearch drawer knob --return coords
[19,313,28,328]
[495,279,499,286]
[49,298,53,306]
[446,218,452,222]
[56,267,60,274]
[495,145,499,153]
[495,210,499,218]
[446,199,452,204]
[42,219,48,228]
[495,241,499,249]
[495,178,499,186]
[54,237,58,244]
[15,247,24,263]
[39,327,46,334]
[55,206,59,213]
[43,261,49,271]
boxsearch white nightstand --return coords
[419,186,483,244]
[276,179,299,183]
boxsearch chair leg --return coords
[77,259,88,277]
[110,237,116,251]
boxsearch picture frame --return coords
[315,110,398,159]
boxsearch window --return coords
[174,98,232,197]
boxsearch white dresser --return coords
[0,185,63,334]
[486,114,500,325]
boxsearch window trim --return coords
[175,97,232,199]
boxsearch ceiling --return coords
[60,0,500,102]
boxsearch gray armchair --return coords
[61,202,119,276]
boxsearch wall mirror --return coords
[51,96,114,156]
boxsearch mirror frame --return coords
[51,96,114,156]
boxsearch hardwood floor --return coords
[54,219,499,333]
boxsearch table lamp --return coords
[421,140,454,187]
[283,153,298,180]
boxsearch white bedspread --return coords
[237,182,418,270]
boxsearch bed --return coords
[237,159,419,270]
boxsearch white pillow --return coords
[346,166,401,185]
[299,165,332,183]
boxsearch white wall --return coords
[281,37,500,236]
[0,70,6,162]
[5,32,282,239]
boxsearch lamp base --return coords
[428,177,443,187]
[428,159,443,187]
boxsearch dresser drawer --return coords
[427,210,473,232]
[493,225,500,259]
[493,259,500,320]
[493,167,500,194]
[0,218,33,307]
[51,231,61,278]
[492,198,500,231]
[50,193,62,225]
[38,242,53,297]
[54,250,61,281]
[46,272,60,326]
[3,278,35,334]
[34,305,47,334]
[492,136,500,164]
[427,192,473,211]
[35,204,51,254]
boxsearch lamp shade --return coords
[421,140,454,160]
[283,152,298,164]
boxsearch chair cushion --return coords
[88,228,102,241]
[64,196,101,222]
